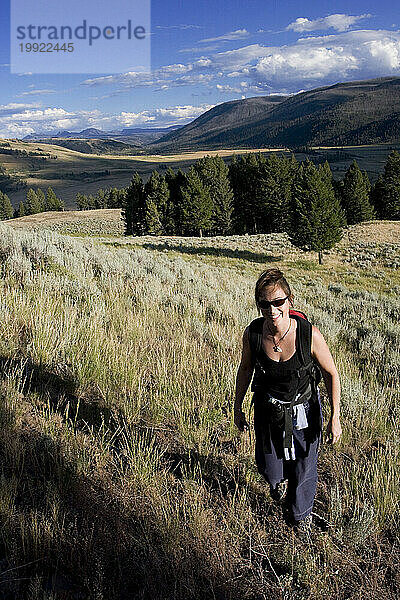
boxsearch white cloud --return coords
[81,29,400,96]
[83,63,213,92]
[255,45,359,81]
[155,24,201,30]
[216,82,247,94]
[199,29,250,43]
[179,45,220,54]
[0,104,216,138]
[0,102,40,112]
[212,30,400,85]
[0,105,102,138]
[216,81,273,94]
[159,63,192,74]
[211,44,268,70]
[117,104,215,127]
[287,13,371,33]
[366,39,400,69]
[194,58,212,67]
[19,89,56,96]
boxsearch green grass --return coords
[0,221,399,598]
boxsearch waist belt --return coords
[267,384,312,460]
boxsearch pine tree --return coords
[378,151,400,219]
[195,155,233,235]
[25,189,41,215]
[259,154,298,233]
[87,195,96,210]
[36,188,46,212]
[229,153,262,234]
[144,197,163,235]
[229,152,298,235]
[362,170,371,197]
[370,175,386,219]
[107,188,126,208]
[0,192,13,220]
[340,160,375,224]
[144,171,170,234]
[94,189,108,209]
[17,200,26,218]
[289,161,344,264]
[45,187,64,211]
[165,168,186,235]
[76,193,89,211]
[181,167,213,236]
[122,173,145,235]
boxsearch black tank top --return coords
[251,318,309,401]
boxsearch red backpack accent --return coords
[289,308,307,320]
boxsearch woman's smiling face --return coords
[258,285,290,325]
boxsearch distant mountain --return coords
[23,128,105,140]
[150,77,400,151]
[23,125,181,145]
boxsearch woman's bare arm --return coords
[311,325,342,443]
[234,327,254,431]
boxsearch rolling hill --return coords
[150,77,400,152]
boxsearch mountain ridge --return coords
[22,125,181,144]
[150,77,400,151]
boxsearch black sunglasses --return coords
[258,295,289,309]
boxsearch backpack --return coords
[248,309,322,394]
[248,310,322,453]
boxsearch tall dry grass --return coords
[0,221,399,599]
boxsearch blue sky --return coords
[0,0,399,138]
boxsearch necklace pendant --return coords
[273,345,283,353]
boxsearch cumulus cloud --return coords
[116,105,214,127]
[81,28,400,96]
[213,30,400,85]
[366,38,400,69]
[287,13,372,33]
[0,103,116,137]
[216,81,274,94]
[0,103,215,138]
[159,63,192,74]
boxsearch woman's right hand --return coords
[234,409,249,432]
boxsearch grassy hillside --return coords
[0,218,399,598]
[40,138,142,155]
[8,208,125,236]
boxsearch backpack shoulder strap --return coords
[292,313,312,367]
[292,313,322,387]
[248,317,264,359]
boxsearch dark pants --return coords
[254,392,321,521]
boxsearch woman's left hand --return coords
[326,416,342,444]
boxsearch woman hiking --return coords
[234,268,342,534]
